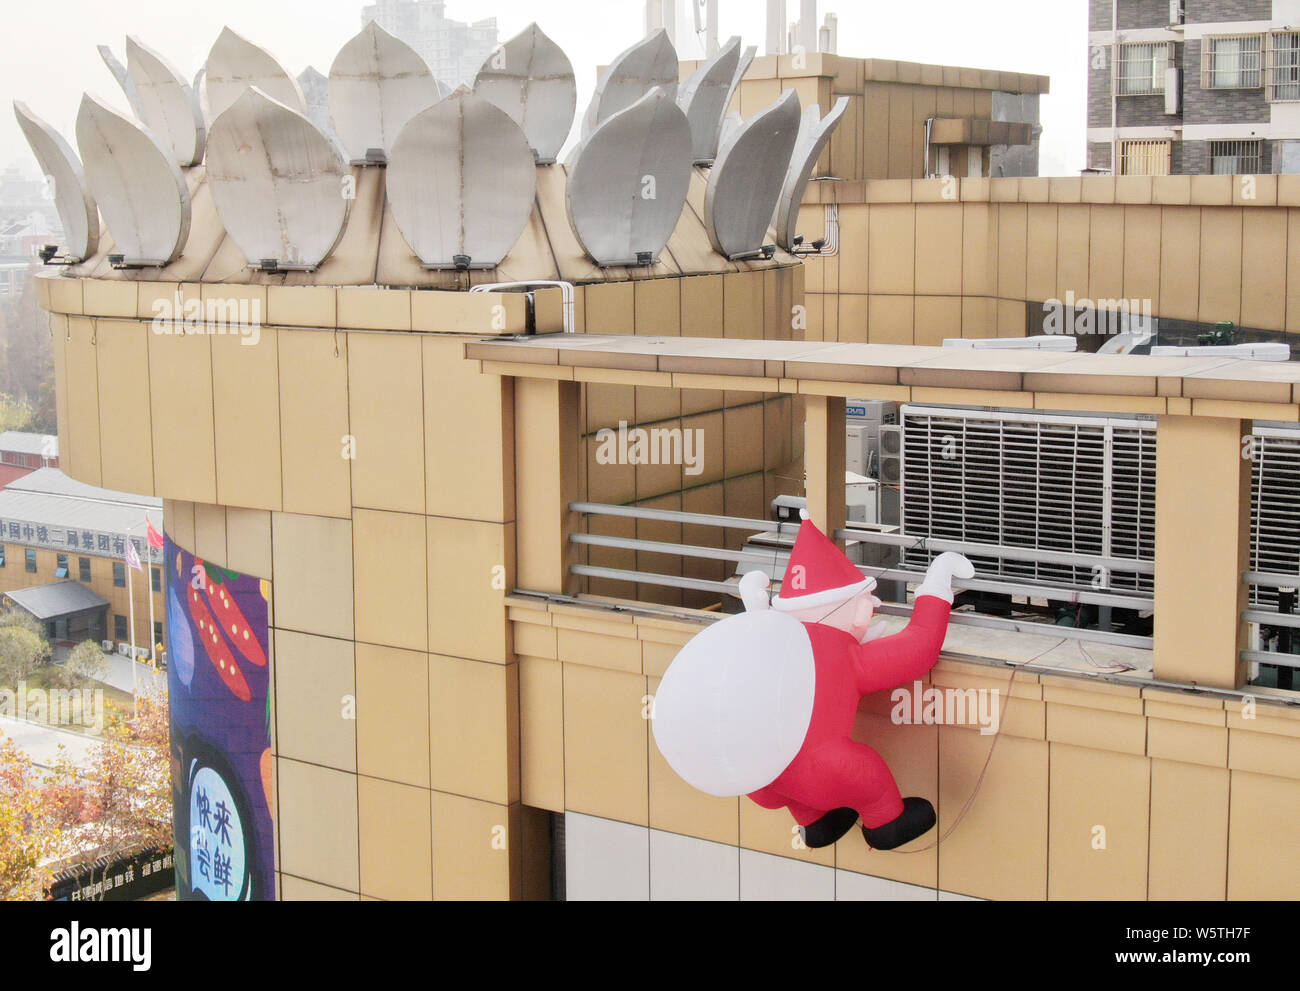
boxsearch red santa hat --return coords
[771,510,876,613]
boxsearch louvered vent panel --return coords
[1251,427,1300,609]
[900,407,1155,595]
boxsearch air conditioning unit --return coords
[878,425,903,486]
[1169,0,1185,26]
[100,640,113,652]
[117,642,132,657]
[1165,67,1181,115]
[846,424,870,477]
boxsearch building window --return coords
[1202,35,1263,89]
[1117,42,1169,95]
[153,621,163,647]
[79,556,91,582]
[55,553,68,579]
[1119,139,1172,176]
[151,566,161,592]
[25,549,36,573]
[0,544,6,567]
[113,561,126,587]
[1268,32,1300,101]
[1210,139,1263,175]
[114,614,128,641]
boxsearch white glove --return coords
[915,552,974,604]
[739,570,772,612]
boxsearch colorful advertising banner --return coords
[165,536,274,900]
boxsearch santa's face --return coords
[789,588,883,643]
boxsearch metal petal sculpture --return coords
[13,102,100,262]
[205,87,351,270]
[474,22,576,165]
[774,97,850,250]
[126,36,206,166]
[328,21,444,163]
[704,89,801,259]
[580,29,678,140]
[75,92,190,266]
[677,36,742,164]
[98,45,146,120]
[202,27,306,123]
[387,89,537,270]
[567,86,691,267]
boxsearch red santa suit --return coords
[652,513,971,852]
[743,518,961,841]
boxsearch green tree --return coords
[62,640,110,690]
[0,625,50,689]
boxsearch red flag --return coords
[146,516,164,550]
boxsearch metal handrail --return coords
[1241,649,1300,671]
[836,526,1154,575]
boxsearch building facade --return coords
[1088,0,1300,174]
[23,19,1300,902]
[0,468,162,649]
[360,0,498,88]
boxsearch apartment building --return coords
[1089,0,1300,174]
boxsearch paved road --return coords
[50,644,167,696]
[0,714,97,769]
[101,652,167,697]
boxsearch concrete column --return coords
[1153,414,1251,689]
[514,377,581,596]
[803,394,846,543]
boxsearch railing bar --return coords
[873,569,1153,611]
[571,502,783,532]
[837,527,1154,574]
[1241,650,1300,670]
[571,533,782,565]
[876,603,1154,650]
[571,565,736,595]
[1243,610,1300,629]
[1244,571,1300,588]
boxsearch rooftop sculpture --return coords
[14,22,844,280]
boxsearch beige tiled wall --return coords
[512,598,1300,901]
[803,176,1300,346]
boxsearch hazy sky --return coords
[0,0,1086,178]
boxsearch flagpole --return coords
[127,544,137,720]
[146,516,157,671]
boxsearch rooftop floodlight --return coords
[364,148,386,164]
[258,258,279,272]
[792,235,804,247]
[453,254,472,271]
[636,250,654,266]
[38,244,58,264]
[811,237,827,251]
[761,244,776,259]
[107,252,125,267]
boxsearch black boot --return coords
[799,807,860,849]
[862,797,936,851]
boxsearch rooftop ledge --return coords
[466,334,1300,419]
[506,593,1300,712]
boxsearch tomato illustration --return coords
[187,568,250,702]
[205,579,267,667]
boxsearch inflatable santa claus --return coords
[653,512,973,851]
